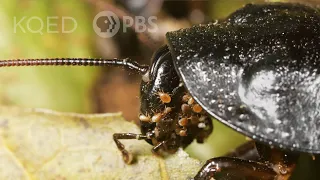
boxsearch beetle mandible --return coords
[1,2,320,179]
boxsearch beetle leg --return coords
[194,157,277,180]
[195,142,299,180]
[226,141,260,161]
[151,141,166,155]
[255,142,299,180]
[113,133,149,164]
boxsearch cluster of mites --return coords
[139,92,208,137]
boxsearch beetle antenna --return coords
[0,58,149,74]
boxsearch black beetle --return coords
[1,2,320,179]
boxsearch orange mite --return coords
[188,97,195,105]
[139,114,150,122]
[178,117,188,126]
[158,92,171,103]
[181,104,191,114]
[179,129,187,136]
[193,104,203,113]
[182,94,191,102]
[152,113,162,123]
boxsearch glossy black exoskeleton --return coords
[2,2,320,179]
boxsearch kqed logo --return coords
[93,11,120,38]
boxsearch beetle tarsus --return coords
[113,133,149,164]
[151,141,166,156]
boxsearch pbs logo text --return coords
[93,11,158,38]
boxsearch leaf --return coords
[0,106,202,180]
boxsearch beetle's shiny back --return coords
[166,3,320,153]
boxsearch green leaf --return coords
[0,106,202,179]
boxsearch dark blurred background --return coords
[0,0,320,179]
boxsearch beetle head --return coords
[139,45,213,153]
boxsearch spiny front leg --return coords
[113,133,149,164]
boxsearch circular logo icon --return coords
[93,11,120,38]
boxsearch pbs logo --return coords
[93,11,120,38]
